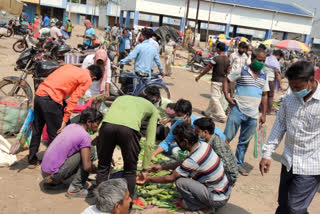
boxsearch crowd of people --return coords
[9,12,319,214]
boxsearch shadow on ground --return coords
[200,93,211,99]
[216,203,251,214]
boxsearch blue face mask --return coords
[198,136,206,142]
[292,85,312,98]
[173,117,185,123]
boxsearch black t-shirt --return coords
[210,55,230,83]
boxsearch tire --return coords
[12,40,27,53]
[5,28,13,37]
[137,83,171,99]
[190,64,202,73]
[0,78,33,105]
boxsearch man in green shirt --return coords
[96,95,158,197]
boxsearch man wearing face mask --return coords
[152,99,226,159]
[223,48,269,176]
[260,61,320,214]
[229,42,251,97]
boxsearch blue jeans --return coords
[224,105,257,166]
[162,143,180,159]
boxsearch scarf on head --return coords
[84,19,92,29]
[94,50,110,94]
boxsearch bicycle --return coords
[110,66,171,99]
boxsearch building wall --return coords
[66,3,99,16]
[133,0,312,35]
[40,0,67,9]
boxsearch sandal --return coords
[65,189,94,198]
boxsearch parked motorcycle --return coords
[12,30,52,53]
[0,22,11,38]
[7,19,28,37]
[188,50,213,73]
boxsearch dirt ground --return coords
[0,25,319,214]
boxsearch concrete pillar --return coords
[304,34,311,45]
[224,24,230,36]
[125,11,131,28]
[265,29,272,40]
[133,11,139,29]
[76,14,80,25]
[105,15,109,28]
[119,10,124,28]
[159,15,163,27]
[283,32,288,40]
[180,17,185,32]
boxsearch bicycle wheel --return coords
[0,78,33,105]
[137,83,171,99]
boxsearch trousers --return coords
[224,105,257,166]
[96,122,141,197]
[206,82,227,120]
[176,178,228,211]
[43,147,95,192]
[28,96,64,164]
[276,165,320,214]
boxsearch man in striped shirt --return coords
[223,48,269,176]
[137,123,231,212]
[260,61,320,214]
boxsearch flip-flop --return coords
[65,189,94,198]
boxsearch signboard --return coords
[40,0,65,8]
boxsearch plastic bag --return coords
[10,109,34,154]
[0,135,17,167]
[254,125,266,158]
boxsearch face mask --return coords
[88,130,94,135]
[138,36,144,43]
[173,117,185,123]
[251,60,265,72]
[238,51,244,55]
[292,83,312,98]
[198,136,206,142]
[166,38,169,42]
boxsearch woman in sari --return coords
[32,15,41,39]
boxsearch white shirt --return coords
[78,54,111,105]
[229,52,250,75]
[263,82,320,175]
[111,26,118,37]
[81,205,109,214]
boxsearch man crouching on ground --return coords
[137,123,231,213]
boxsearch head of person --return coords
[173,122,198,151]
[79,107,103,134]
[216,42,226,54]
[87,64,103,81]
[258,44,267,51]
[238,42,248,55]
[285,61,316,99]
[55,21,62,28]
[165,34,171,42]
[273,50,284,61]
[247,44,253,55]
[94,49,108,69]
[173,99,192,123]
[194,117,215,142]
[122,29,128,37]
[94,178,131,214]
[84,19,92,29]
[250,48,267,73]
[138,28,154,43]
[187,25,191,30]
[166,103,176,118]
[144,86,161,104]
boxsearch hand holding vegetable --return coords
[136,172,148,185]
[148,165,162,173]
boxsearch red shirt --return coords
[315,68,320,82]
[36,64,92,122]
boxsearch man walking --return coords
[260,61,320,214]
[223,48,269,176]
[28,64,102,169]
[195,42,230,123]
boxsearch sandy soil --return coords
[0,25,319,214]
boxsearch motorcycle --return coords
[188,50,213,73]
[12,30,52,53]
[7,19,28,37]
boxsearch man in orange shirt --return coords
[28,64,102,169]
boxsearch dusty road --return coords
[0,25,319,214]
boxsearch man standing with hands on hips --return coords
[260,61,320,214]
[223,48,269,176]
